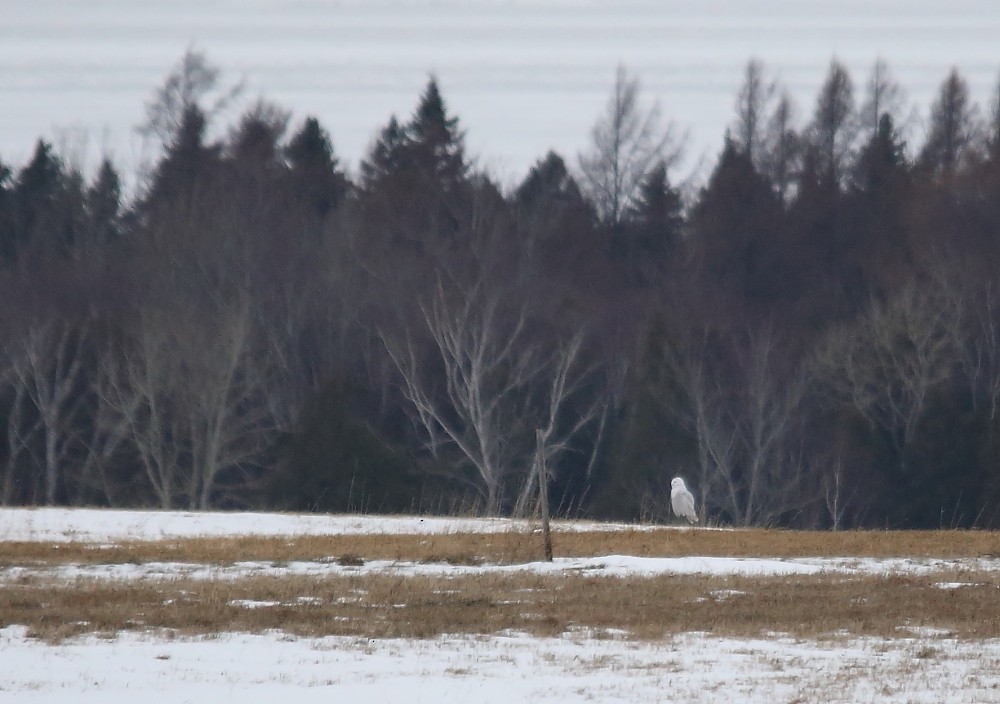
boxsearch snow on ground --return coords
[0,506,657,543]
[2,625,1000,704]
[3,506,1000,702]
[6,553,998,586]
[1,507,996,583]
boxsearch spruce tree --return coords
[85,159,123,245]
[10,140,63,260]
[617,161,684,286]
[405,76,467,189]
[286,117,351,221]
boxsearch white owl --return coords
[670,477,698,524]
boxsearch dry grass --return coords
[4,570,1000,643]
[3,525,1000,643]
[2,525,999,567]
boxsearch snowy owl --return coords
[670,477,698,524]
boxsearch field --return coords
[2,508,1000,702]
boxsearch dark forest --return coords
[2,51,1000,529]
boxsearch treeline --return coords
[1,52,1000,528]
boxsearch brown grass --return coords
[2,525,1000,643]
[2,525,998,567]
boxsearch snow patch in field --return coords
[0,507,672,543]
[2,626,1000,704]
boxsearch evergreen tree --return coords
[516,151,594,228]
[360,116,406,190]
[687,137,786,319]
[852,113,909,196]
[228,99,289,170]
[0,157,16,262]
[616,161,684,286]
[9,140,64,261]
[143,103,221,213]
[286,116,351,219]
[357,78,472,246]
[405,76,467,189]
[848,113,912,299]
[85,159,123,245]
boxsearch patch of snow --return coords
[2,626,999,703]
[0,507,671,543]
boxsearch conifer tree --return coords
[9,140,63,260]
[85,158,123,245]
[405,76,467,189]
[688,137,785,313]
[286,117,351,220]
[617,161,684,286]
[853,113,909,196]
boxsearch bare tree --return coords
[4,318,91,506]
[106,296,275,509]
[806,59,857,184]
[647,325,812,526]
[0,363,42,505]
[761,90,800,199]
[917,68,982,177]
[859,59,909,141]
[579,65,684,226]
[732,59,776,167]
[513,331,609,517]
[988,71,1000,159]
[814,279,961,475]
[381,278,542,512]
[139,47,242,150]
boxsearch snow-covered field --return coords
[4,1,999,183]
[2,506,1000,702]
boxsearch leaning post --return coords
[536,428,553,562]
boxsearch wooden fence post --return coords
[537,428,552,562]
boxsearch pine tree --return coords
[143,103,221,212]
[85,159,123,245]
[516,151,591,221]
[688,137,785,315]
[853,113,909,196]
[359,116,406,191]
[0,158,16,262]
[405,76,467,189]
[617,161,684,286]
[228,99,289,169]
[9,140,63,261]
[286,117,351,220]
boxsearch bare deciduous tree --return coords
[806,59,857,184]
[732,59,776,167]
[815,280,961,475]
[106,296,275,510]
[761,90,799,199]
[381,278,541,512]
[647,326,812,526]
[917,68,982,177]
[512,331,609,517]
[859,59,909,141]
[5,318,91,505]
[140,47,243,149]
[579,65,684,226]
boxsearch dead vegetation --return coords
[2,525,999,567]
[2,525,1000,643]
